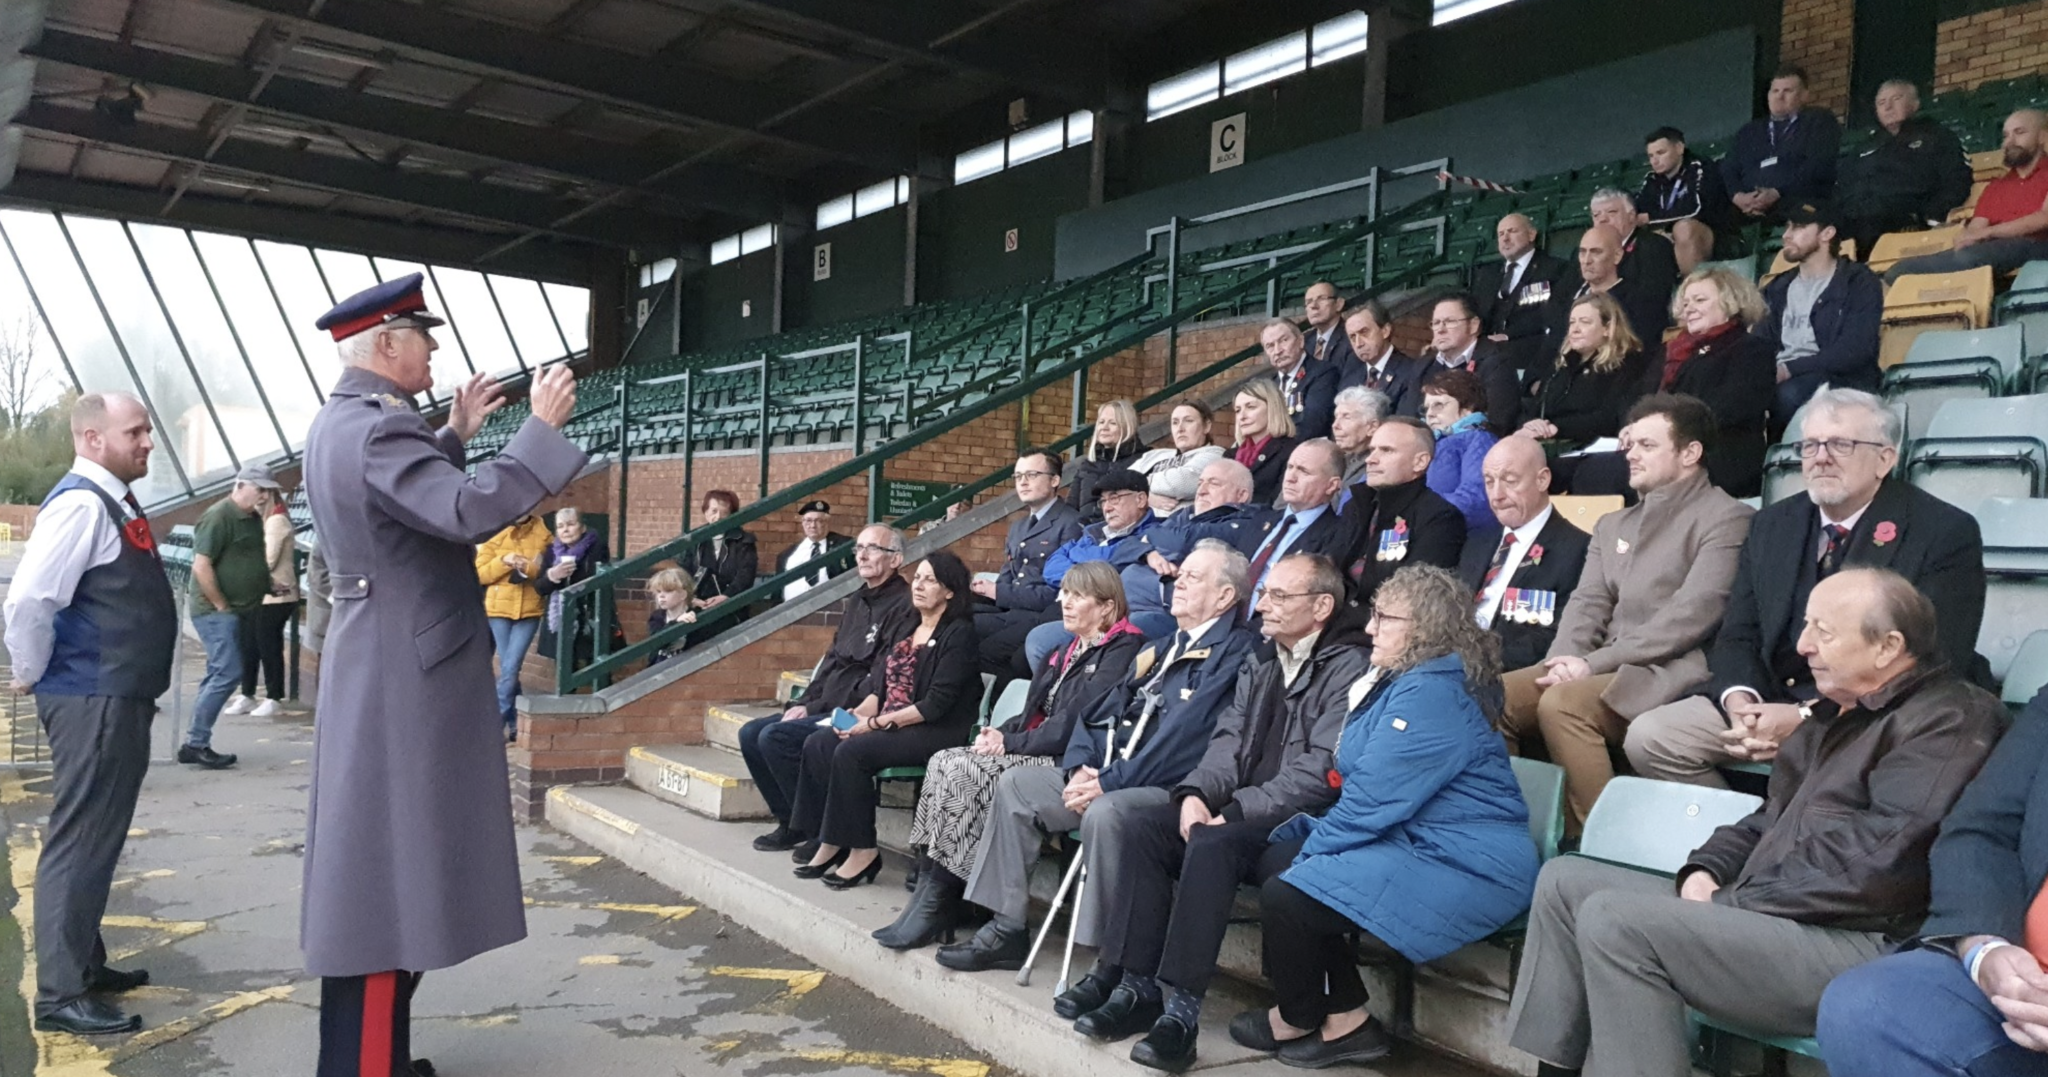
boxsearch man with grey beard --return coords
[1624,388,1987,785]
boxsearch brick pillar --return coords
[1782,0,1856,117]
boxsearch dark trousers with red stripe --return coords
[318,970,420,1077]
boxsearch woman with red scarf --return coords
[1650,267,1777,497]
[1232,379,1299,507]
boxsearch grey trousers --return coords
[34,694,153,1013]
[1073,786,1174,948]
[1506,857,1887,1077]
[1624,695,1735,789]
[960,766,1172,931]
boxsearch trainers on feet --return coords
[222,695,254,716]
[248,699,280,717]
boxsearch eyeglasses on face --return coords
[1013,470,1056,481]
[1794,437,1888,459]
[854,543,901,557]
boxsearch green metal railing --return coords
[550,186,1462,692]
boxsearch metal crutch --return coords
[1054,864,1089,994]
[1016,845,1085,987]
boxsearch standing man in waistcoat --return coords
[4,392,173,1035]
[300,274,585,1077]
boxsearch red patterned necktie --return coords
[121,492,160,561]
[1819,524,1850,578]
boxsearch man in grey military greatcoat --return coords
[299,274,584,1077]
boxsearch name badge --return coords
[1759,156,1779,169]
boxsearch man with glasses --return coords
[1301,281,1356,369]
[1010,469,1160,675]
[1420,294,1520,435]
[742,523,917,853]
[1625,388,1986,787]
[971,450,1083,676]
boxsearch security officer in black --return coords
[1836,79,1974,261]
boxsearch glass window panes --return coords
[432,268,522,380]
[739,224,777,256]
[1312,12,1370,64]
[542,283,590,355]
[853,178,899,218]
[710,235,741,264]
[1006,119,1065,167]
[190,232,323,448]
[638,258,677,287]
[816,194,855,230]
[128,223,288,464]
[253,240,346,398]
[0,239,67,423]
[1224,32,1307,95]
[954,140,1004,185]
[1147,63,1219,120]
[489,275,567,367]
[1066,110,1095,147]
[1433,0,1518,24]
[313,250,379,307]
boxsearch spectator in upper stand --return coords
[1543,225,1671,356]
[743,524,915,855]
[1231,379,1300,506]
[1756,200,1885,438]
[1590,188,1682,305]
[1260,318,1340,441]
[1242,440,1354,609]
[934,541,1257,974]
[1638,126,1736,275]
[678,488,758,624]
[643,567,698,668]
[1060,553,1366,1070]
[1836,78,1974,260]
[1009,469,1160,675]
[1817,685,2048,1077]
[1522,292,1650,454]
[1885,109,2048,282]
[1069,399,1149,524]
[1330,385,1391,490]
[1657,266,1779,498]
[1336,301,1429,415]
[477,512,551,739]
[1130,400,1224,516]
[1626,388,1988,789]
[1459,436,1592,671]
[1724,65,1844,223]
[1117,459,1272,640]
[1507,569,2004,1077]
[1420,369,1499,533]
[1301,281,1356,369]
[774,499,850,605]
[971,449,1084,676]
[1335,417,1467,608]
[1421,293,1521,435]
[1471,214,1571,375]
[1497,394,1754,833]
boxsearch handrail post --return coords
[1070,362,1088,435]
[614,378,630,559]
[554,584,579,692]
[1017,300,1033,451]
[758,353,771,499]
[1266,256,1279,317]
[855,334,879,520]
[1164,216,1183,385]
[593,575,615,690]
[681,368,695,532]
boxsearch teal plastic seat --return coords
[1510,757,1567,863]
[1974,499,2048,682]
[1575,777,1761,875]
[1907,394,2048,504]
[1885,326,2027,439]
[2003,630,2048,710]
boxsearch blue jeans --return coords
[1819,948,2048,1077]
[188,610,243,749]
[488,617,541,729]
[1883,236,2048,283]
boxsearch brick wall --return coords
[1781,0,1855,117]
[0,504,35,539]
[1936,0,2048,93]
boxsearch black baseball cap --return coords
[1781,200,1837,229]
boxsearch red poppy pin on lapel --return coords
[1526,543,1544,566]
[1873,521,1898,546]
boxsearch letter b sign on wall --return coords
[813,242,832,281]
[1210,113,1245,173]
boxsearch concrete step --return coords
[624,744,771,821]
[703,702,781,752]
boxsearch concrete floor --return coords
[0,545,1007,1077]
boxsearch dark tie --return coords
[1477,531,1517,608]
[1819,524,1851,578]
[1364,366,1383,390]
[809,541,826,585]
[1312,334,1326,361]
[1246,513,1296,608]
[1501,262,1519,299]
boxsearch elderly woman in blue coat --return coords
[1421,368,1499,532]
[1230,564,1539,1067]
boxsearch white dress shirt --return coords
[1500,250,1533,297]
[3,458,135,687]
[781,537,830,602]
[1475,505,1553,630]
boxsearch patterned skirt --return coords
[909,747,1056,878]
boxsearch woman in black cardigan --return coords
[675,489,757,645]
[873,561,1144,947]
[790,550,984,889]
[1067,399,1149,524]
[1652,267,1778,498]
[1520,292,1650,451]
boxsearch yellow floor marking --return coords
[524,898,696,921]
[458,1013,517,1027]
[540,855,603,866]
[124,829,147,838]
[708,966,826,1000]
[578,954,622,965]
[791,1048,989,1077]
[107,985,295,1062]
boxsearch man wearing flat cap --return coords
[183,462,288,770]
[299,273,585,1076]
[775,500,850,604]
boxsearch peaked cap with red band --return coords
[314,272,447,341]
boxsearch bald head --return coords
[1364,417,1434,488]
[1496,214,1537,261]
[1482,435,1553,529]
[1578,225,1623,287]
[70,392,154,484]
[2004,109,2048,170]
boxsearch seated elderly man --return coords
[1458,437,1592,672]
[1057,554,1366,1071]
[1589,187,1681,304]
[1499,395,1752,832]
[934,541,1258,973]
[1506,568,2005,1077]
[1471,214,1571,374]
[1627,388,1985,789]
[1886,109,2048,283]
[1336,417,1466,607]
[1835,79,1973,261]
[1330,385,1391,491]
[1114,459,1272,640]
[1301,281,1356,368]
[1336,300,1428,414]
[1818,685,2048,1077]
[1261,319,1341,440]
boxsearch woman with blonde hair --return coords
[1653,266,1776,496]
[1520,291,1651,452]
[1232,379,1298,506]
[1068,399,1149,523]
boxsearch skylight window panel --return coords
[1433,0,1519,25]
[854,177,899,217]
[709,235,740,265]
[1066,110,1094,148]
[1311,12,1371,64]
[739,223,777,255]
[816,194,854,230]
[1007,118,1065,167]
[1147,63,1220,120]
[954,140,1005,185]
[1224,32,1306,95]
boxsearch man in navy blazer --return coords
[1470,214,1572,376]
[1817,684,2048,1076]
[1261,319,1342,440]
[1457,437,1592,671]
[1302,281,1358,371]
[1626,388,1985,787]
[1754,201,1884,439]
[1336,302,1429,417]
[1723,66,1843,222]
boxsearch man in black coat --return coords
[972,449,1084,675]
[1458,437,1591,671]
[1754,201,1885,437]
[1302,281,1358,370]
[1625,388,1987,787]
[1471,213,1571,375]
[773,499,852,604]
[1540,225,1673,361]
[1336,417,1467,606]
[1638,126,1737,274]
[1836,79,1975,260]
[1420,294,1521,435]
[1723,65,1844,222]
[1260,319,1341,440]
[1335,302,1429,416]
[1591,189,1682,306]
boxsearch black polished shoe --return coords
[752,825,801,852]
[84,966,149,993]
[933,920,1028,972]
[36,997,141,1035]
[176,745,237,769]
[821,855,882,890]
[1228,1009,1283,1052]
[411,1060,437,1077]
[792,848,847,880]
[1276,1016,1393,1069]
[1130,1015,1199,1073]
[791,840,820,865]
[1052,969,1117,1020]
[1073,985,1163,1042]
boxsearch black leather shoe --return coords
[1130,1015,1199,1072]
[84,966,149,993]
[1228,1009,1283,1052]
[1074,985,1163,1042]
[411,1061,436,1077]
[792,848,846,880]
[820,856,882,890]
[1052,969,1117,1019]
[791,840,820,865]
[753,825,801,852]
[36,997,141,1035]
[1276,1017,1392,1069]
[176,745,237,769]
[933,921,1027,972]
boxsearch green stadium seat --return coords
[1575,777,1760,875]
[1907,394,2048,504]
[1511,757,1567,864]
[2003,630,2048,710]
[1975,498,2048,682]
